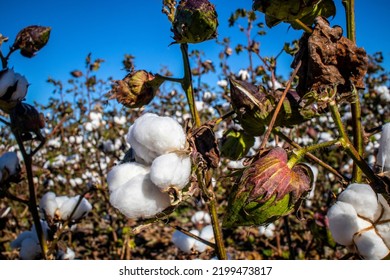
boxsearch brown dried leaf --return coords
[292,17,368,100]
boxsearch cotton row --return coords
[327,183,390,259]
[107,113,192,219]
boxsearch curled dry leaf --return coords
[292,17,368,104]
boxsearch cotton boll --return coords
[59,196,92,220]
[377,123,390,172]
[107,162,150,193]
[327,201,360,246]
[259,223,276,239]
[194,225,214,253]
[39,192,58,218]
[55,195,69,209]
[338,183,379,221]
[12,73,29,101]
[57,247,76,260]
[171,229,199,253]
[11,231,36,249]
[109,173,171,219]
[130,113,186,156]
[354,229,389,259]
[191,211,211,225]
[126,126,159,164]
[19,238,41,260]
[150,153,191,191]
[0,152,20,176]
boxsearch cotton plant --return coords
[107,113,192,220]
[327,183,390,259]
[171,211,215,254]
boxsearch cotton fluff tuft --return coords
[377,123,390,172]
[109,172,171,219]
[191,211,211,226]
[327,183,390,259]
[107,162,150,193]
[337,183,379,221]
[126,113,187,164]
[150,153,191,191]
[0,152,20,176]
[171,229,200,253]
[194,225,214,253]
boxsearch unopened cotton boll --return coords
[107,162,150,193]
[337,183,379,221]
[354,229,389,260]
[127,113,187,163]
[327,201,360,246]
[109,173,171,219]
[171,229,200,253]
[377,123,390,172]
[150,153,191,191]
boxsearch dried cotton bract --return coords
[327,183,390,259]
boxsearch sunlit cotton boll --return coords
[0,68,28,101]
[377,123,390,172]
[39,191,58,218]
[171,229,200,253]
[59,195,92,220]
[107,162,150,193]
[337,183,380,221]
[194,225,214,253]
[0,151,20,176]
[354,229,389,260]
[327,201,360,246]
[191,211,211,226]
[258,223,276,239]
[126,113,187,164]
[109,172,171,219]
[150,153,191,191]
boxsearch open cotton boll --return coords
[338,183,379,221]
[107,162,150,193]
[171,229,199,253]
[19,237,41,260]
[39,192,58,218]
[191,211,211,225]
[59,196,92,220]
[109,173,171,219]
[194,225,214,253]
[57,247,76,260]
[377,123,390,172]
[354,229,390,259]
[0,152,20,176]
[12,73,29,101]
[327,201,360,246]
[150,153,191,191]
[126,126,159,164]
[130,113,186,156]
[55,195,69,209]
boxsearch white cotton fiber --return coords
[191,211,211,225]
[39,192,58,218]
[150,153,191,191]
[338,183,379,220]
[59,195,92,220]
[126,113,186,163]
[126,126,159,164]
[377,123,390,172]
[327,201,359,246]
[354,229,389,259]
[194,225,214,253]
[109,173,171,219]
[0,152,20,176]
[107,162,150,193]
[171,229,199,253]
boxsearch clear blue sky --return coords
[1,0,390,104]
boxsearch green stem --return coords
[328,100,384,190]
[342,0,363,182]
[293,19,313,34]
[180,43,226,259]
[180,43,201,127]
[287,139,339,169]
